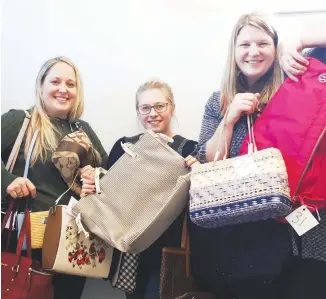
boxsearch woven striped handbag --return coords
[189,114,292,228]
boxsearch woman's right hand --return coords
[7,177,37,199]
[225,93,260,126]
[80,166,96,196]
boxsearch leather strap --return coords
[12,129,38,263]
[180,213,190,277]
[6,111,31,173]
[181,213,188,249]
[15,208,32,263]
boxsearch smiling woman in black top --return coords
[81,78,197,299]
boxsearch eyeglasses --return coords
[138,102,169,115]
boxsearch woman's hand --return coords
[279,38,309,82]
[79,165,95,177]
[80,166,96,196]
[226,93,260,126]
[7,177,37,198]
[184,155,199,169]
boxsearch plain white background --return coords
[1,1,325,298]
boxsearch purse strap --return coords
[293,125,326,198]
[6,111,31,173]
[11,130,39,266]
[1,111,33,249]
[180,213,191,277]
[214,110,257,162]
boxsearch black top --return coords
[1,109,108,211]
[107,134,197,274]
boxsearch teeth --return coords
[56,97,68,101]
[247,61,262,64]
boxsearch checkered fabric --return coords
[111,253,139,293]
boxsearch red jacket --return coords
[239,58,326,210]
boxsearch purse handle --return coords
[121,130,174,158]
[5,130,39,270]
[293,126,326,198]
[1,111,32,250]
[180,213,191,277]
[213,111,258,162]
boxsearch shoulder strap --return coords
[294,126,326,197]
[6,111,31,173]
[169,135,188,156]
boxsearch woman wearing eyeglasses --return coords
[81,78,197,299]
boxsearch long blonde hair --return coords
[135,78,175,113]
[220,13,283,115]
[25,57,84,165]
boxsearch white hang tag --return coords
[232,155,258,178]
[286,205,319,236]
[66,196,78,217]
[4,212,17,229]
[75,213,89,239]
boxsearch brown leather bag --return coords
[160,213,199,299]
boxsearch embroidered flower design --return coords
[65,221,106,269]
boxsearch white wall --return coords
[2,0,325,151]
[1,1,326,298]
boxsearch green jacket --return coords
[1,109,108,211]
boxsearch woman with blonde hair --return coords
[1,56,108,299]
[81,78,197,299]
[188,13,292,299]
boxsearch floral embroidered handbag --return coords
[42,196,113,278]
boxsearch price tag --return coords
[232,155,258,178]
[66,196,78,217]
[75,213,89,239]
[286,205,319,236]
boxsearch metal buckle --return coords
[49,206,56,215]
[12,265,19,273]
